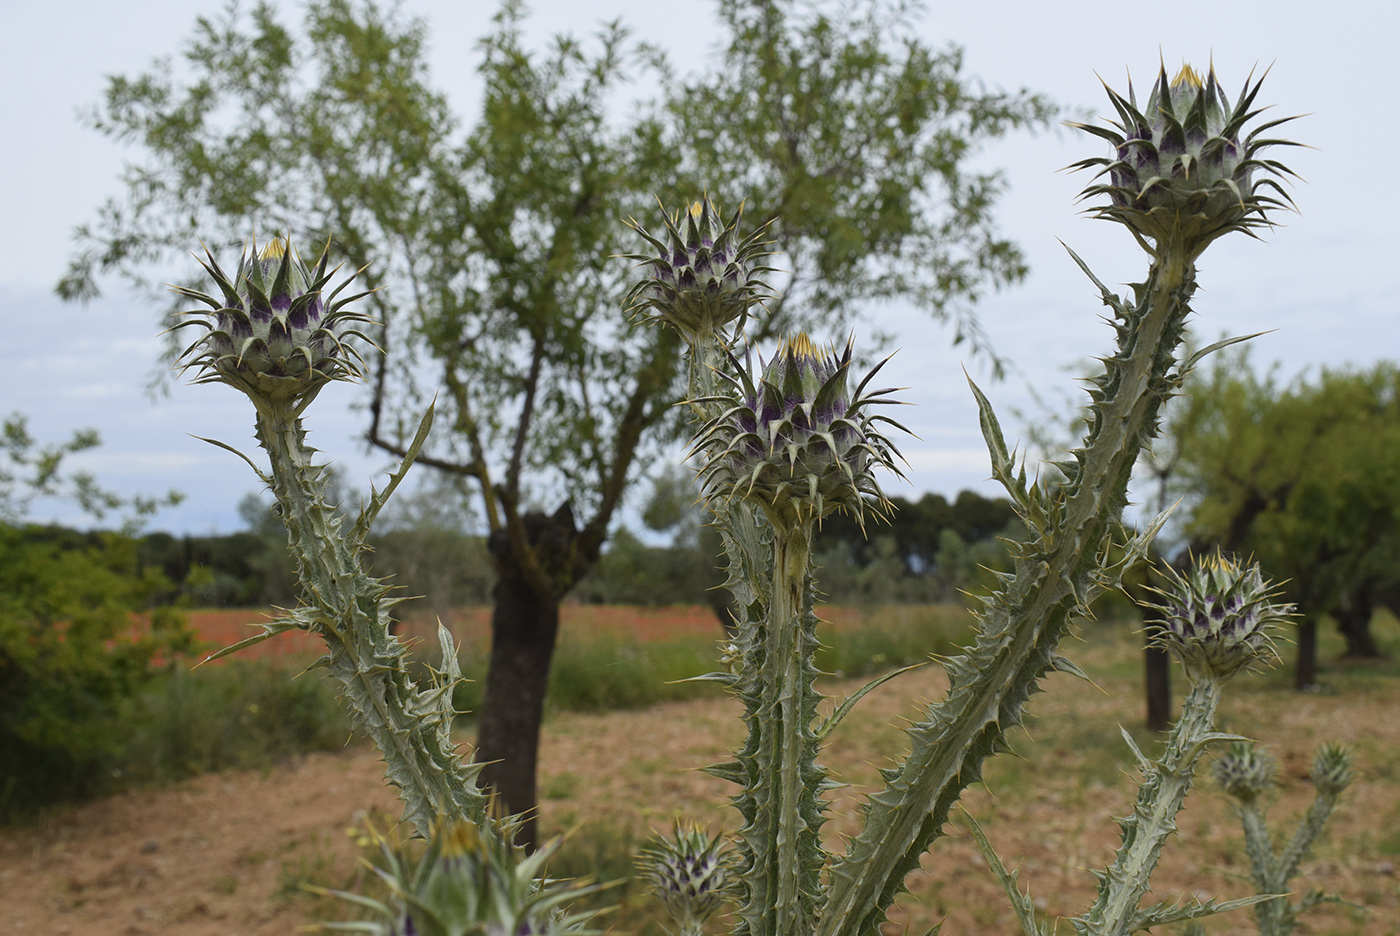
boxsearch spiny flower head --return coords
[1070,62,1301,256]
[638,822,736,935]
[1213,741,1278,802]
[310,817,603,936]
[172,236,375,407]
[693,334,905,530]
[1310,744,1355,797]
[1142,550,1292,682]
[625,196,771,344]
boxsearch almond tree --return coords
[60,0,1053,847]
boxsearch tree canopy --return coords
[60,0,1056,843]
[1171,350,1400,666]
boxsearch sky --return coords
[2,0,1395,538]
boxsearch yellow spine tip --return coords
[259,237,288,262]
[438,820,483,859]
[783,332,816,360]
[1171,64,1204,90]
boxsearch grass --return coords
[117,659,354,787]
[520,610,1399,936]
[444,603,976,719]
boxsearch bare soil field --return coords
[2,617,1396,936]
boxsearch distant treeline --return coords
[8,488,1021,614]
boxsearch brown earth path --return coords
[2,641,1396,935]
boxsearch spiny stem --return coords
[818,252,1198,936]
[1087,679,1222,935]
[769,523,813,936]
[252,400,491,839]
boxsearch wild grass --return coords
[117,660,354,787]
[522,611,1399,936]
[445,603,976,718]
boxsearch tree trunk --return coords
[1335,589,1382,657]
[1295,617,1318,690]
[476,505,578,851]
[1144,639,1172,731]
[1135,559,1172,731]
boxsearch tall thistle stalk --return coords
[630,62,1302,936]
[171,238,492,840]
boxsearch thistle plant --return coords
[1069,62,1299,258]
[173,235,493,840]
[308,817,604,936]
[170,59,1307,936]
[1213,742,1357,936]
[626,60,1300,936]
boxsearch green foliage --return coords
[137,527,300,608]
[678,0,1057,359]
[366,475,495,617]
[1172,351,1400,653]
[599,475,1027,610]
[813,491,1022,605]
[573,527,720,609]
[2,412,180,529]
[813,605,974,678]
[0,524,196,820]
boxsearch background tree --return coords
[1171,349,1400,687]
[60,0,1053,844]
[0,416,192,819]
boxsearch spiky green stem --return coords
[1237,801,1290,935]
[769,524,814,935]
[249,397,491,838]
[815,247,1196,936]
[1076,679,1222,935]
[1235,777,1347,936]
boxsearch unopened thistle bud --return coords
[1142,550,1292,682]
[639,822,736,936]
[172,236,375,406]
[1310,744,1355,797]
[312,817,602,936]
[1213,741,1278,802]
[1070,62,1301,255]
[692,334,905,530]
[624,196,771,344]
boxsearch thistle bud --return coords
[639,822,736,936]
[1070,63,1301,255]
[1310,744,1355,798]
[1213,741,1277,802]
[312,817,602,936]
[625,196,771,344]
[1142,550,1292,682]
[172,236,375,406]
[693,334,905,530]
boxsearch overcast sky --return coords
[2,0,1394,537]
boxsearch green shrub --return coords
[0,524,196,821]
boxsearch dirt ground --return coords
[2,633,1396,936]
